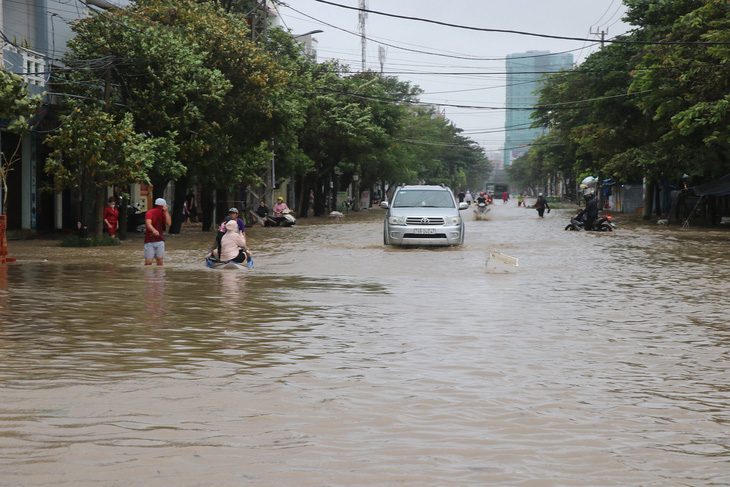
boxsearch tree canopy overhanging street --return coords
[26,0,490,236]
[2,0,730,236]
[509,0,730,208]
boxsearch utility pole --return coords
[590,27,607,210]
[252,0,268,42]
[359,0,367,71]
[590,27,607,48]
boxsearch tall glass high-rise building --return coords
[504,51,573,166]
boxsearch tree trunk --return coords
[643,180,654,220]
[151,179,167,200]
[352,175,360,212]
[169,177,188,234]
[332,171,340,213]
[296,175,310,219]
[117,187,128,240]
[93,189,105,238]
[215,187,228,225]
[77,190,90,238]
[200,185,215,231]
[313,175,326,217]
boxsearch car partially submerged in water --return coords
[381,184,467,246]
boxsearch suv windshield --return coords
[392,190,455,208]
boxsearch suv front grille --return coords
[406,217,444,225]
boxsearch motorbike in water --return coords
[565,212,615,232]
[265,209,296,227]
[473,201,490,220]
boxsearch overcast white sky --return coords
[276,0,633,154]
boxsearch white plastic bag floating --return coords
[486,250,518,274]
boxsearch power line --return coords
[592,0,617,28]
[277,1,600,62]
[278,1,498,62]
[309,0,730,46]
[300,88,652,111]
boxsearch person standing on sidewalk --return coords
[144,198,172,266]
[103,196,119,238]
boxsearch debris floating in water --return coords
[486,251,518,273]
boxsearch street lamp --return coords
[292,30,323,59]
[292,30,323,38]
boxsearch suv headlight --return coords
[444,216,462,226]
[388,215,406,225]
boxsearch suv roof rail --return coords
[440,183,446,188]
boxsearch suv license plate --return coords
[414,228,436,234]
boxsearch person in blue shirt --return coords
[228,207,246,235]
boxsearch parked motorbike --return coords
[266,209,296,227]
[565,212,615,232]
[127,204,146,232]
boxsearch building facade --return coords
[503,51,573,166]
[0,0,135,233]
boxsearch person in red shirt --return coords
[103,196,119,238]
[144,198,172,266]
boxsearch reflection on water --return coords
[143,266,169,326]
[2,207,730,486]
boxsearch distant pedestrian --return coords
[534,193,549,219]
[457,190,465,203]
[517,193,525,207]
[103,196,119,238]
[464,190,473,206]
[184,190,198,223]
[144,198,172,266]
[502,191,509,204]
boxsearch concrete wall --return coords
[613,183,643,214]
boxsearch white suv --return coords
[381,184,467,246]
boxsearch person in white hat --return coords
[144,197,172,265]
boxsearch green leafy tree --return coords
[507,132,570,195]
[531,0,724,194]
[57,0,287,231]
[0,68,42,214]
[295,67,387,215]
[45,105,178,237]
[630,0,730,180]
[531,38,650,186]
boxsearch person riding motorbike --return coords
[272,197,291,225]
[476,192,487,205]
[208,219,250,263]
[578,193,599,230]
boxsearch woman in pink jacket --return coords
[213,220,249,263]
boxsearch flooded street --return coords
[2,204,730,486]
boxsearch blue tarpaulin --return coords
[692,174,730,196]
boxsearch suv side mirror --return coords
[458,202,468,210]
[380,201,389,209]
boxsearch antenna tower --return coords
[358,0,368,71]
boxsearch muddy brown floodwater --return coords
[2,204,730,486]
